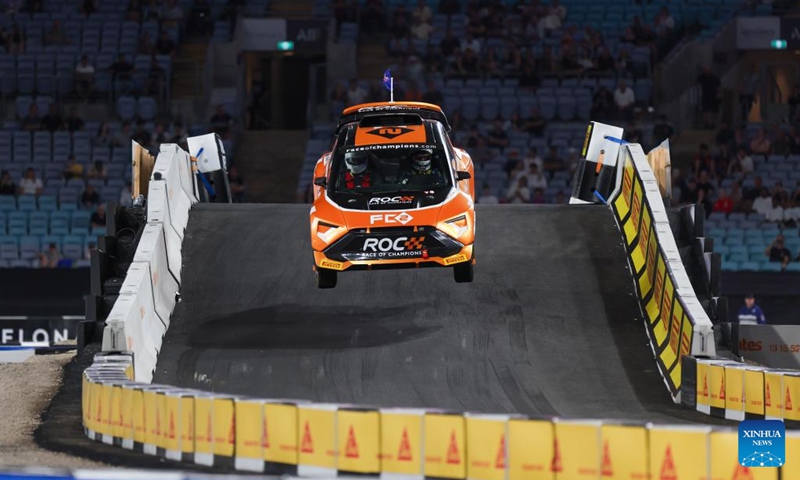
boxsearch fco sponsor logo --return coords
[738,420,785,467]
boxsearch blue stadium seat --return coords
[739,261,759,271]
[19,236,40,260]
[116,96,136,120]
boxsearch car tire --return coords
[316,268,338,289]
[453,262,473,283]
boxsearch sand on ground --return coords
[0,352,104,469]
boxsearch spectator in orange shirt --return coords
[713,188,733,214]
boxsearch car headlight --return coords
[445,215,469,238]
[316,221,344,244]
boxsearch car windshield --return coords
[330,142,452,194]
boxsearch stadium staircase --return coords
[269,0,314,18]
[234,130,307,202]
[172,43,209,100]
[356,43,390,80]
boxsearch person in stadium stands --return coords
[40,103,63,132]
[524,163,548,191]
[81,0,98,16]
[487,118,509,149]
[119,181,132,207]
[542,146,566,179]
[728,148,754,177]
[752,187,773,216]
[88,160,107,180]
[764,196,785,224]
[477,185,498,205]
[81,185,100,209]
[739,68,759,122]
[765,234,791,270]
[62,155,84,180]
[530,187,547,204]
[113,121,133,147]
[210,104,233,138]
[21,104,40,132]
[613,79,635,123]
[39,243,61,269]
[228,165,246,202]
[624,122,644,144]
[591,86,614,122]
[421,80,443,105]
[399,149,444,186]
[772,128,791,157]
[0,171,16,196]
[125,0,143,21]
[738,294,766,325]
[696,67,721,129]
[137,30,154,56]
[522,106,546,137]
[789,84,800,123]
[750,128,771,156]
[92,123,112,148]
[155,30,177,57]
[65,107,84,132]
[44,19,69,46]
[91,204,106,228]
[651,115,675,146]
[506,176,530,204]
[161,0,184,27]
[346,79,367,106]
[712,188,733,215]
[18,168,42,196]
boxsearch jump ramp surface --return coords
[154,203,718,423]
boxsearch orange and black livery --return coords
[309,101,476,288]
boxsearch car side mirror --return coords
[456,171,471,181]
[314,177,327,188]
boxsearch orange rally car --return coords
[309,101,476,289]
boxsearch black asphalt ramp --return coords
[153,204,717,423]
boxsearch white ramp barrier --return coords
[102,141,199,382]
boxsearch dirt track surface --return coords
[0,352,103,469]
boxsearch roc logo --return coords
[366,127,414,140]
[738,420,785,467]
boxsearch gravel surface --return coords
[0,352,104,469]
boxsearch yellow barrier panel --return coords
[194,395,214,466]
[235,398,264,472]
[298,405,337,472]
[379,409,424,476]
[143,388,160,454]
[212,397,235,459]
[424,413,466,479]
[337,409,380,473]
[96,382,110,438]
[764,371,784,419]
[101,382,115,438]
[645,254,667,325]
[782,432,800,479]
[508,419,554,480]
[81,374,90,430]
[725,365,746,421]
[648,425,710,480]
[164,392,181,455]
[554,420,601,480]
[110,384,124,441]
[784,373,800,422]
[86,379,98,435]
[671,316,692,390]
[697,359,711,414]
[709,430,777,480]
[600,424,649,480]
[264,403,298,465]
[621,174,643,245]
[630,205,651,273]
[179,396,194,459]
[132,387,145,445]
[744,367,766,417]
[655,272,674,352]
[709,363,726,411]
[613,156,634,222]
[638,221,657,300]
[120,385,134,449]
[156,391,169,451]
[466,415,507,480]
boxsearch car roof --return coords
[336,102,451,134]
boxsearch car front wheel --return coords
[453,262,474,283]
[316,268,338,289]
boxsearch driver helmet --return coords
[412,149,433,173]
[345,152,368,175]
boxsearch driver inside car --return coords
[399,149,444,186]
[340,151,380,190]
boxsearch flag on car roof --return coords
[382,69,392,91]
